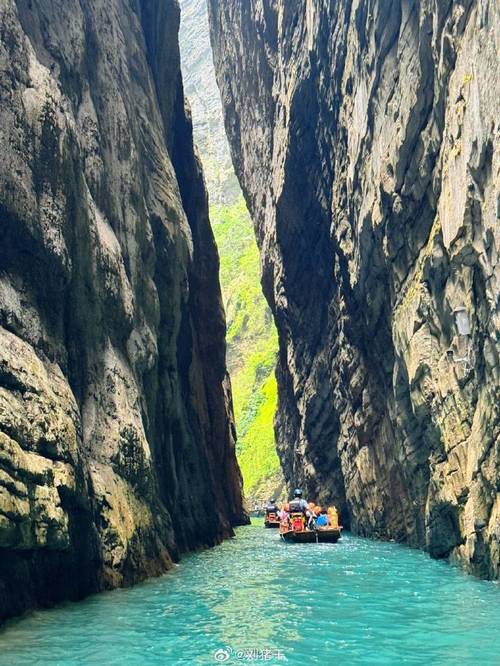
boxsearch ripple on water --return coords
[0,522,499,665]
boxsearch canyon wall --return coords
[0,0,246,622]
[179,0,284,507]
[179,0,240,204]
[209,0,499,577]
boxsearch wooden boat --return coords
[280,526,342,543]
[279,512,342,543]
[264,511,280,528]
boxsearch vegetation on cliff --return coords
[179,0,283,505]
[210,198,282,502]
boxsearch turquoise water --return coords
[1,521,499,665]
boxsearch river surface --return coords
[1,520,499,665]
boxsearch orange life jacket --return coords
[290,512,305,531]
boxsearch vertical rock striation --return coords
[179,0,284,506]
[0,0,245,622]
[178,0,240,204]
[209,0,499,578]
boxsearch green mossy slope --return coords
[211,199,283,504]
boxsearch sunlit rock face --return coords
[178,0,240,204]
[209,0,499,578]
[0,0,246,622]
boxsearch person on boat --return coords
[288,488,308,513]
[315,508,328,527]
[327,506,339,528]
[265,499,279,515]
[279,503,289,525]
[288,488,313,528]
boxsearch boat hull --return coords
[317,528,342,543]
[264,521,280,528]
[280,528,342,543]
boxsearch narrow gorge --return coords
[0,1,499,662]
[179,0,284,505]
[208,0,499,579]
[0,0,246,623]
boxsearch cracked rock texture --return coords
[209,0,499,577]
[0,0,245,622]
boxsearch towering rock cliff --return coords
[0,0,245,623]
[179,0,284,506]
[179,0,239,204]
[209,0,499,578]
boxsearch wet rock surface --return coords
[209,0,499,578]
[0,0,246,622]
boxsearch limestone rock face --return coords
[209,0,499,578]
[0,0,246,622]
[179,0,240,204]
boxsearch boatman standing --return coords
[265,498,279,515]
[288,488,311,523]
[288,488,316,529]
